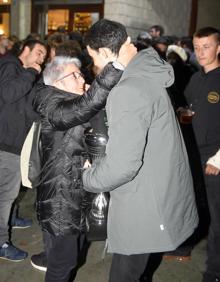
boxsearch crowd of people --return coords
[0,19,219,282]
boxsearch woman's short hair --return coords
[43,56,81,86]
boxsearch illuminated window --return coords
[0,12,9,35]
[0,0,11,4]
[73,12,99,33]
[48,9,69,32]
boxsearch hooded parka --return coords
[83,47,198,255]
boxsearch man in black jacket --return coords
[0,39,47,261]
[184,27,220,282]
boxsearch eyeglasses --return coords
[56,71,84,82]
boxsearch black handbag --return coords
[84,132,109,241]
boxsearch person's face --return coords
[54,63,85,95]
[149,28,160,38]
[0,36,8,48]
[7,40,14,51]
[87,46,117,72]
[193,35,220,72]
[25,43,47,66]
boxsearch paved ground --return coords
[0,188,206,282]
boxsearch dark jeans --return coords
[43,231,84,282]
[203,170,220,279]
[109,253,150,282]
[0,151,21,245]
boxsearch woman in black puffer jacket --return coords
[32,56,122,282]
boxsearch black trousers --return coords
[43,231,84,282]
[203,171,220,278]
[109,253,150,282]
[198,153,220,280]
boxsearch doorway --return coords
[31,3,103,38]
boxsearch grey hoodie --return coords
[83,47,198,255]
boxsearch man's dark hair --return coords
[21,39,47,53]
[55,40,82,58]
[150,25,164,36]
[25,33,41,41]
[47,32,66,49]
[84,19,128,55]
[194,27,220,43]
[135,36,152,51]
[179,36,194,51]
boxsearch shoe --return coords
[0,242,28,262]
[11,217,32,229]
[31,252,47,272]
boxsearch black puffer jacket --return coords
[33,63,122,236]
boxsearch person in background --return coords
[152,36,170,60]
[46,32,66,61]
[0,35,8,57]
[82,19,198,282]
[0,39,47,262]
[184,26,220,282]
[163,44,205,262]
[166,44,195,109]
[178,36,200,71]
[149,24,164,39]
[135,31,152,51]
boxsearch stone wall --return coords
[10,0,31,40]
[104,0,192,39]
[197,0,220,30]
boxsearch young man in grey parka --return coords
[83,19,198,282]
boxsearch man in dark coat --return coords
[184,27,220,282]
[0,39,47,262]
[82,19,198,282]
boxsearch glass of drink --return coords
[178,106,195,124]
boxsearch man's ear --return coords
[86,45,93,54]
[124,36,131,46]
[22,46,30,56]
[217,44,220,56]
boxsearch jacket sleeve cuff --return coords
[112,61,125,70]
[206,149,220,169]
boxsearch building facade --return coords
[0,0,220,40]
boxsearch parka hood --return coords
[124,47,174,88]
